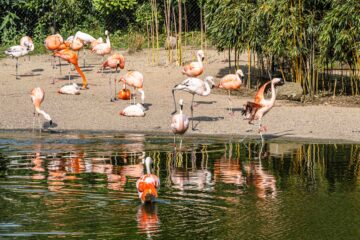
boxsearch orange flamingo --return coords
[53,49,88,89]
[30,87,52,131]
[101,53,125,101]
[171,99,189,148]
[136,157,160,203]
[241,78,284,138]
[44,34,67,80]
[119,70,144,104]
[182,50,204,77]
[218,69,244,115]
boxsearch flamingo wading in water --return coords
[30,87,52,131]
[101,53,125,101]
[172,76,215,130]
[241,78,284,139]
[171,99,189,148]
[218,69,244,115]
[182,50,205,77]
[136,157,160,203]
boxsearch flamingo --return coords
[136,157,160,203]
[171,76,215,130]
[92,30,111,63]
[241,78,284,139]
[120,104,145,117]
[53,49,88,89]
[119,70,145,105]
[4,45,31,79]
[74,31,97,67]
[20,36,34,60]
[218,69,245,115]
[44,34,66,78]
[101,53,125,101]
[182,50,204,77]
[58,83,80,95]
[30,87,52,131]
[171,99,189,148]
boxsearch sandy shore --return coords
[1,48,360,143]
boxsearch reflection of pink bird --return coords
[119,70,145,104]
[171,99,189,147]
[241,78,284,135]
[182,50,204,77]
[30,87,52,130]
[136,157,160,203]
[218,69,244,115]
[101,53,126,101]
[137,204,159,235]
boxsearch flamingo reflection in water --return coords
[170,148,213,192]
[137,203,160,237]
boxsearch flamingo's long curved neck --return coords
[74,64,87,87]
[197,54,203,67]
[203,80,212,96]
[145,158,151,174]
[35,107,51,121]
[269,81,276,104]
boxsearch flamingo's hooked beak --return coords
[49,120,53,126]
[202,57,205,61]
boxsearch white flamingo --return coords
[74,31,97,67]
[171,99,189,147]
[20,36,34,61]
[172,76,215,130]
[58,83,80,95]
[120,104,145,117]
[5,45,31,79]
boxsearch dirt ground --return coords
[1,47,360,143]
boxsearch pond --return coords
[0,132,359,239]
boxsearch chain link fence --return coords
[0,0,207,58]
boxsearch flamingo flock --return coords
[4,32,286,204]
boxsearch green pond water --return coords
[0,132,360,239]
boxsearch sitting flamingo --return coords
[136,157,160,203]
[182,50,204,77]
[241,78,284,137]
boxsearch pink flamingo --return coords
[136,157,160,203]
[20,36,34,60]
[218,69,244,115]
[92,30,111,63]
[182,50,204,77]
[74,31,96,67]
[101,53,125,101]
[30,87,52,131]
[171,76,215,130]
[241,78,284,139]
[119,70,145,104]
[171,99,189,148]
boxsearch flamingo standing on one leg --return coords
[171,99,189,148]
[241,78,284,140]
[20,36,34,61]
[30,87,52,131]
[44,34,67,82]
[4,45,31,79]
[182,50,204,77]
[218,69,244,115]
[92,30,111,64]
[74,31,97,67]
[53,49,88,89]
[136,157,160,204]
[171,76,215,130]
[119,70,145,105]
[101,53,125,101]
